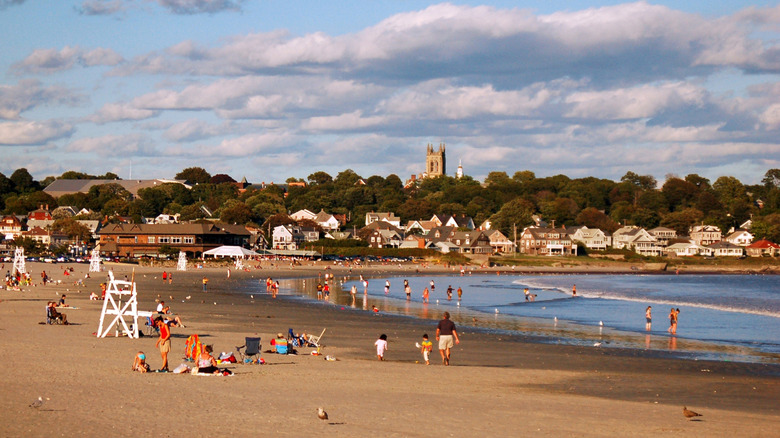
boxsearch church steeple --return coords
[456,159,463,179]
[425,142,446,177]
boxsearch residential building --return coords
[28,205,53,221]
[0,215,23,241]
[483,229,516,253]
[399,235,432,249]
[97,223,250,257]
[430,214,475,230]
[365,212,401,228]
[21,226,70,247]
[405,220,437,236]
[724,230,754,246]
[567,226,612,250]
[746,239,780,257]
[612,226,663,256]
[447,231,492,254]
[271,225,319,251]
[665,241,710,257]
[707,241,744,257]
[313,210,341,231]
[519,227,575,256]
[368,229,402,248]
[648,227,677,247]
[689,225,722,246]
[290,209,317,221]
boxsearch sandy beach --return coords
[1,260,778,437]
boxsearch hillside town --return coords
[1,145,779,262]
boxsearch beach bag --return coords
[184,335,202,361]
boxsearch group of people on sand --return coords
[375,311,460,366]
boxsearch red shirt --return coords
[159,323,170,340]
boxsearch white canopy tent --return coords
[202,246,259,258]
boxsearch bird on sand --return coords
[683,407,702,419]
[317,407,328,421]
[29,396,44,409]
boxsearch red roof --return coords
[747,239,780,249]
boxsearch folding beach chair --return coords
[46,306,62,325]
[236,337,261,363]
[307,328,326,347]
[145,316,159,337]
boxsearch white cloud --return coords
[0,120,73,145]
[0,79,79,120]
[13,46,124,74]
[89,102,159,123]
[66,133,156,156]
[564,82,707,120]
[77,0,126,15]
[163,119,229,142]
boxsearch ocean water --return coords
[272,273,780,364]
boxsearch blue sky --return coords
[1,1,780,185]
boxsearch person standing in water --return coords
[572,284,577,296]
[645,306,652,331]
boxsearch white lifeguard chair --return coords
[12,247,25,275]
[235,256,243,270]
[89,248,102,273]
[96,271,153,339]
[177,251,187,271]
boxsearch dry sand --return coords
[1,261,778,437]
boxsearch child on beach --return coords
[422,287,429,303]
[132,351,150,373]
[375,334,388,361]
[420,334,433,365]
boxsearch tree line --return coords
[2,166,779,243]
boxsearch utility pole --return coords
[513,223,517,255]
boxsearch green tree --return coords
[307,171,333,185]
[489,197,536,237]
[10,168,38,193]
[219,200,254,224]
[175,167,211,184]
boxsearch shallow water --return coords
[258,273,780,364]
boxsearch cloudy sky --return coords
[1,1,780,185]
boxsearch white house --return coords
[689,225,721,246]
[272,225,318,250]
[724,230,754,246]
[666,241,710,257]
[568,226,611,250]
[313,210,341,231]
[290,209,317,221]
[648,227,677,247]
[365,212,401,228]
[484,229,516,253]
[707,241,744,257]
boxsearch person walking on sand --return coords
[202,277,208,292]
[420,333,433,365]
[162,271,167,282]
[375,334,388,361]
[436,312,460,366]
[168,272,172,284]
[645,306,652,331]
[154,317,171,372]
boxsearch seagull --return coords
[29,396,44,409]
[599,321,604,326]
[250,295,254,299]
[185,295,191,300]
[683,407,702,419]
[593,342,602,347]
[495,308,499,313]
[317,407,329,421]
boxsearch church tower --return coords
[456,159,463,179]
[426,142,446,177]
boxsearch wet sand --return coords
[1,261,778,437]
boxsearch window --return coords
[148,236,155,243]
[159,237,170,243]
[171,237,182,244]
[184,237,193,244]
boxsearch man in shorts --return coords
[436,311,460,366]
